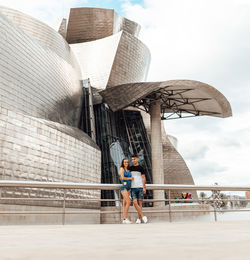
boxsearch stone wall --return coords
[0,204,101,225]
[101,204,211,224]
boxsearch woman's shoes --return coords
[122,218,132,224]
[136,216,148,224]
[142,216,148,223]
[135,218,141,224]
[123,217,148,224]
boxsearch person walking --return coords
[119,158,133,224]
[129,154,148,224]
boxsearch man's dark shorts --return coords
[131,188,144,200]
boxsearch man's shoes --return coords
[122,218,132,224]
[142,216,148,223]
[135,218,141,224]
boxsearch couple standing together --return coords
[120,154,148,224]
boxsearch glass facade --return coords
[78,81,91,137]
[94,104,153,206]
[78,85,153,206]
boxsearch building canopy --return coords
[100,80,232,120]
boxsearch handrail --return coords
[0,180,249,224]
[0,180,249,191]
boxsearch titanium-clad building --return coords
[0,6,232,221]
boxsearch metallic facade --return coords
[106,31,150,88]
[70,32,122,89]
[0,6,232,213]
[0,6,77,65]
[162,128,198,199]
[0,7,101,208]
[70,31,150,90]
[0,7,82,126]
[0,108,101,208]
[66,7,140,44]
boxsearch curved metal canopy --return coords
[100,80,232,120]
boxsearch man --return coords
[129,154,148,224]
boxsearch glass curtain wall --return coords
[94,104,153,206]
[78,80,91,137]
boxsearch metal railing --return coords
[0,180,249,224]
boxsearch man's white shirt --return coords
[131,171,143,188]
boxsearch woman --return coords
[120,158,133,224]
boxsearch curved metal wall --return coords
[70,30,150,90]
[0,5,200,209]
[0,108,101,208]
[107,31,151,87]
[113,12,140,37]
[67,8,114,43]
[66,7,140,44]
[70,32,122,89]
[0,10,82,126]
[0,9,102,209]
[0,5,154,212]
[0,6,76,65]
[161,127,198,200]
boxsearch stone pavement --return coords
[0,221,250,260]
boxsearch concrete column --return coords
[150,100,165,207]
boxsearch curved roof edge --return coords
[100,80,232,119]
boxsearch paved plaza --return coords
[0,221,249,259]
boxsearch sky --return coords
[0,0,249,188]
[122,0,250,188]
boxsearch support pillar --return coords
[150,101,165,207]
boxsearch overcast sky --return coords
[1,0,249,187]
[122,0,250,187]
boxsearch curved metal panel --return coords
[70,32,122,90]
[70,31,150,90]
[113,12,140,37]
[0,11,82,126]
[107,31,151,87]
[0,6,74,64]
[66,7,141,44]
[66,8,114,43]
[0,109,101,208]
[161,124,198,199]
[100,80,232,118]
